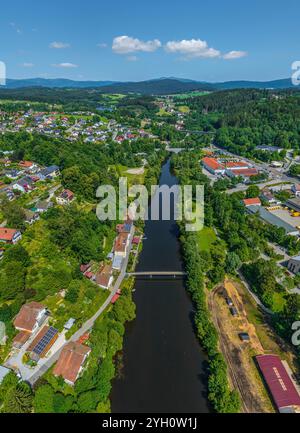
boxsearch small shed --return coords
[64,318,76,331]
[239,333,250,342]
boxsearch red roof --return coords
[111,294,121,304]
[53,342,91,384]
[202,157,224,171]
[225,161,249,169]
[243,197,261,206]
[0,228,19,242]
[230,168,258,177]
[256,355,300,410]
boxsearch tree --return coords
[2,382,33,413]
[33,384,54,413]
[225,252,242,274]
[246,185,260,198]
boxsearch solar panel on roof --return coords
[32,327,58,355]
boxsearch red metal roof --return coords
[202,157,224,171]
[111,294,121,304]
[243,197,261,206]
[256,355,300,410]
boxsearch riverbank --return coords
[111,158,210,413]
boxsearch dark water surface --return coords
[111,160,210,413]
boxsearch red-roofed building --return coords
[56,189,75,205]
[0,228,22,244]
[226,168,259,179]
[111,293,121,304]
[202,157,225,175]
[256,355,300,413]
[53,342,91,386]
[225,161,250,170]
[243,197,262,207]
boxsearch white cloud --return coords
[223,50,248,60]
[165,39,220,59]
[10,22,22,34]
[112,35,161,54]
[49,41,70,49]
[97,42,107,48]
[52,62,78,68]
[22,63,34,68]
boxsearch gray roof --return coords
[247,205,299,235]
[39,165,59,177]
[0,366,10,384]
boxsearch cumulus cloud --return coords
[223,50,248,60]
[165,39,220,59]
[112,35,161,54]
[50,41,70,49]
[52,62,78,68]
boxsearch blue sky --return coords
[1,0,299,82]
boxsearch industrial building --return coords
[256,355,300,413]
[247,205,300,236]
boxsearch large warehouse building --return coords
[256,355,300,413]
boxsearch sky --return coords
[0,0,299,82]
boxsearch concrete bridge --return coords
[126,271,187,278]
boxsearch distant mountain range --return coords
[2,77,296,95]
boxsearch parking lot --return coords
[268,208,300,228]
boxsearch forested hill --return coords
[2,77,296,95]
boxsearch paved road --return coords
[27,227,135,386]
[238,270,273,316]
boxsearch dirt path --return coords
[208,281,274,413]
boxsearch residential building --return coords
[24,209,40,225]
[0,228,22,244]
[56,189,74,205]
[27,326,59,361]
[53,342,91,386]
[12,176,34,194]
[96,263,113,289]
[260,188,280,205]
[112,255,123,270]
[13,302,47,333]
[292,184,300,197]
[288,256,300,275]
[114,232,130,257]
[37,165,60,180]
[35,200,53,213]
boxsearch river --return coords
[111,159,210,413]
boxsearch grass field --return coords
[197,226,217,252]
[178,105,190,113]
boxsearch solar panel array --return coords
[32,326,58,356]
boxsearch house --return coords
[288,256,300,275]
[112,255,123,270]
[12,330,31,349]
[13,302,47,333]
[96,263,113,289]
[292,184,300,197]
[24,209,40,225]
[56,189,74,205]
[35,200,53,213]
[260,188,280,205]
[37,165,60,180]
[19,161,37,172]
[12,176,34,194]
[6,169,20,180]
[80,263,91,274]
[114,232,130,257]
[243,197,262,207]
[53,342,91,386]
[202,157,225,175]
[0,228,22,244]
[27,326,58,361]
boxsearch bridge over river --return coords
[126,271,187,278]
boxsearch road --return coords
[24,226,135,385]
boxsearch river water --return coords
[111,159,210,413]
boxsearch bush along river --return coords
[111,159,210,413]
